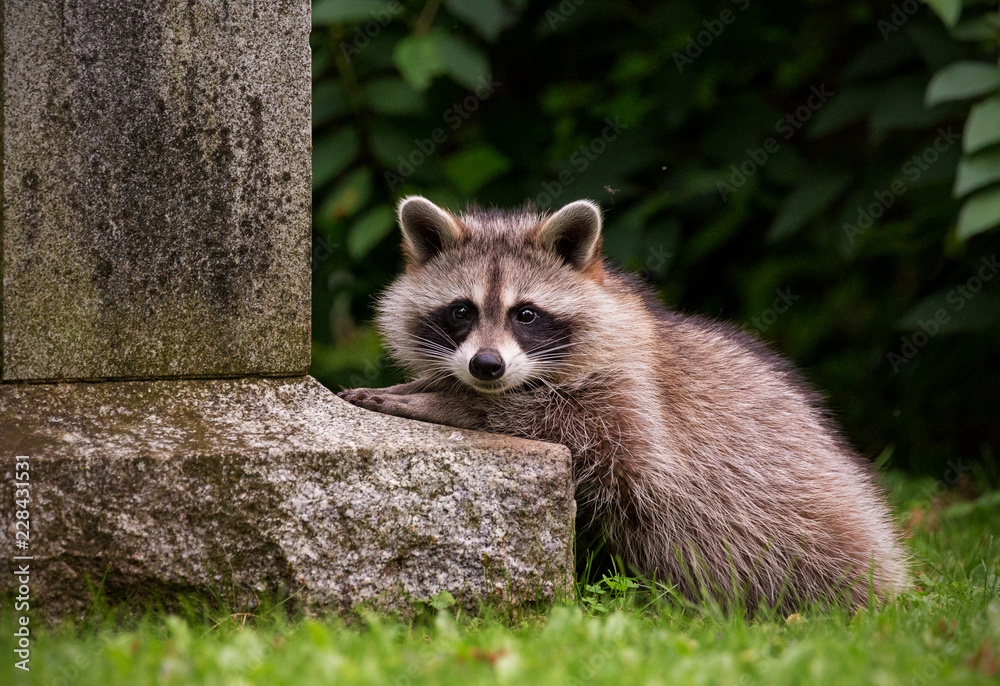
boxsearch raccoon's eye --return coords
[451,304,471,320]
[515,307,537,324]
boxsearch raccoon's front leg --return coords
[337,382,487,431]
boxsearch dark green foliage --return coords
[310,0,1000,478]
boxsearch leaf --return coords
[807,85,876,139]
[320,168,373,221]
[313,80,349,127]
[362,77,425,115]
[367,122,422,170]
[924,0,961,27]
[434,32,491,92]
[871,75,949,138]
[347,205,396,260]
[944,491,1000,519]
[926,62,1000,106]
[310,330,384,378]
[313,127,361,190]
[429,590,456,611]
[312,0,394,25]
[393,34,440,91]
[761,148,806,187]
[902,134,962,187]
[873,445,894,472]
[964,96,1000,154]
[897,287,1000,333]
[768,173,852,241]
[312,45,332,80]
[393,29,490,91]
[954,147,1000,197]
[443,145,511,194]
[906,22,967,71]
[685,189,749,265]
[957,185,1000,239]
[844,37,918,82]
[951,14,1000,42]
[443,0,514,41]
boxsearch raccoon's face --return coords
[377,196,605,394]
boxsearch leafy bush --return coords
[310,0,1000,479]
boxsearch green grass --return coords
[5,473,999,685]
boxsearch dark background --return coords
[308,0,1000,481]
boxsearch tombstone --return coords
[0,0,574,617]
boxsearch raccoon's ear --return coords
[536,200,603,271]
[397,196,464,266]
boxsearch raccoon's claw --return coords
[337,388,385,406]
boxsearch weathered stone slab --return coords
[0,376,575,617]
[0,0,311,381]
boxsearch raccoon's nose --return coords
[469,349,505,381]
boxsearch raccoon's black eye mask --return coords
[415,300,478,350]
[506,304,573,356]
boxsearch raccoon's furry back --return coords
[372,198,909,611]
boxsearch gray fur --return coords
[340,196,909,612]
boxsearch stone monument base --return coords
[1,376,575,618]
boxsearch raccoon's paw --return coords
[338,388,422,421]
[337,388,388,409]
[338,388,485,429]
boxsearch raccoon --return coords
[339,195,909,611]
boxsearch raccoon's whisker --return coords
[404,352,455,375]
[526,351,582,363]
[404,333,455,357]
[402,342,446,359]
[538,377,562,394]
[415,348,446,363]
[522,339,583,356]
[423,320,460,350]
[418,363,458,380]
[528,357,581,370]
[414,349,452,364]
[408,332,452,349]
[527,357,588,372]
[533,338,582,351]
[416,362,446,375]
[410,357,451,375]
[412,342,453,357]
[508,340,584,370]
[535,367,587,380]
